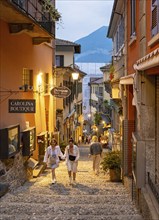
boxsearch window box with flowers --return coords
[40,0,61,22]
[109,65,115,81]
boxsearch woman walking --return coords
[44,138,64,184]
[65,139,80,185]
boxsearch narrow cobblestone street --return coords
[0,146,143,220]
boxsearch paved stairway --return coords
[0,146,143,220]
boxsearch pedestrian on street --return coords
[89,135,103,175]
[43,138,64,184]
[78,135,82,144]
[64,138,80,185]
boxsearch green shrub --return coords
[101,150,121,172]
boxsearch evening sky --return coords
[56,0,114,42]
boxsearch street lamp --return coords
[72,72,79,141]
[87,113,91,134]
[72,72,79,81]
[72,72,79,102]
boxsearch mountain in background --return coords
[75,26,112,63]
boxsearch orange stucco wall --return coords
[127,0,140,75]
[0,19,54,134]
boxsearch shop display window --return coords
[21,127,36,156]
[37,131,48,162]
[0,124,20,159]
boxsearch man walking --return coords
[89,135,102,175]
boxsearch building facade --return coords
[108,0,159,218]
[0,0,58,190]
[55,39,86,144]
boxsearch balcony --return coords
[0,0,55,44]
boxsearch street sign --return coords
[9,99,36,113]
[50,86,71,98]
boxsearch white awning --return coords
[134,48,159,71]
[120,73,135,85]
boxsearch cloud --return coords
[56,0,114,41]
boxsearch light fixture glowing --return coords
[37,72,43,87]
[72,72,79,80]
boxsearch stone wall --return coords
[0,151,28,191]
[145,140,155,182]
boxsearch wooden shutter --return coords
[130,0,136,36]
[151,0,159,36]
[55,55,64,67]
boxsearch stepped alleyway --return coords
[0,146,143,220]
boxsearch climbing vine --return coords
[40,0,61,22]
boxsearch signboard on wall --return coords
[9,99,36,113]
[50,86,71,98]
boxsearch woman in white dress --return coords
[44,138,64,184]
[64,139,80,185]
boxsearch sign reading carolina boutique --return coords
[9,99,36,113]
[50,86,71,98]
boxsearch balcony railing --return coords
[147,172,159,204]
[11,0,55,35]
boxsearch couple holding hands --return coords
[43,138,80,185]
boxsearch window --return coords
[130,0,136,36]
[99,87,103,96]
[113,16,124,54]
[151,0,159,36]
[23,68,33,87]
[56,55,64,67]
[0,124,20,159]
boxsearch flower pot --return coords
[109,168,121,182]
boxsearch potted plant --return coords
[101,150,121,182]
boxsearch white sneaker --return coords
[52,179,56,184]
[72,180,76,185]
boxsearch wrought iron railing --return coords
[11,0,55,35]
[147,172,159,204]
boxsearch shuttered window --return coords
[23,69,33,87]
[113,15,124,54]
[151,0,159,36]
[130,0,136,36]
[56,55,64,67]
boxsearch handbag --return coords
[69,155,76,161]
[48,155,56,165]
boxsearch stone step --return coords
[1,193,134,205]
[0,213,143,220]
[32,164,45,177]
[0,152,143,220]
[0,202,140,216]
[12,183,128,197]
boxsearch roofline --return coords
[107,0,124,38]
[107,0,118,38]
[56,66,87,78]
[55,38,81,53]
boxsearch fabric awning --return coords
[134,48,159,71]
[64,109,75,122]
[120,73,135,85]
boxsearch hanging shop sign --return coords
[50,86,71,98]
[9,99,36,113]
